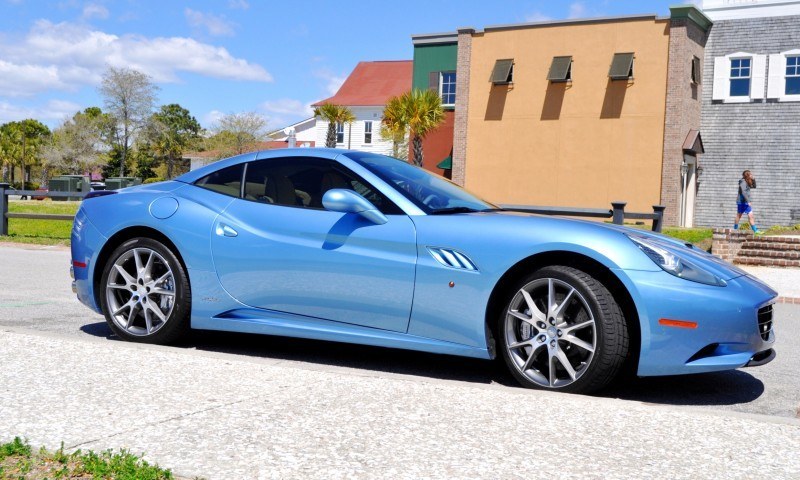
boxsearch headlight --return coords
[628,235,727,287]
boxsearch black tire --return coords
[497,265,628,394]
[99,237,191,344]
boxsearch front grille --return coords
[757,304,773,341]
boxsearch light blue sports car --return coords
[71,149,777,393]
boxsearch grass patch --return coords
[0,437,176,479]
[2,200,79,246]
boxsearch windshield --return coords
[346,152,497,214]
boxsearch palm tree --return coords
[380,95,408,159]
[313,103,355,148]
[401,89,445,167]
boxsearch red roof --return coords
[312,61,412,107]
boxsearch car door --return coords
[208,156,417,333]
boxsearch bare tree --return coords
[98,67,159,177]
[212,111,267,156]
[41,110,107,182]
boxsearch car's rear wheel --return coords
[100,237,190,344]
[498,265,628,394]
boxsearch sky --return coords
[0,0,701,132]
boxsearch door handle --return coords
[215,223,238,237]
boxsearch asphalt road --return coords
[1,242,798,420]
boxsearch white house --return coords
[311,60,412,156]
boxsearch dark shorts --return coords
[737,203,752,214]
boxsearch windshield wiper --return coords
[430,207,500,215]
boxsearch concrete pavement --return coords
[2,241,800,478]
[1,326,799,480]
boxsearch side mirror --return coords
[322,189,388,225]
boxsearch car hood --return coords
[440,210,748,281]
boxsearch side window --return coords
[194,164,243,198]
[243,157,403,214]
[336,122,344,144]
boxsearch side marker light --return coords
[658,318,698,329]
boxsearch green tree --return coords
[0,120,50,188]
[400,89,445,167]
[148,104,201,179]
[380,95,408,160]
[98,67,159,178]
[313,103,355,148]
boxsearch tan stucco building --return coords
[451,8,712,225]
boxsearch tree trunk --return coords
[167,154,173,179]
[326,123,337,148]
[1,163,7,183]
[40,166,49,188]
[412,135,423,167]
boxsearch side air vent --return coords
[427,247,478,271]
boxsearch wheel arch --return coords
[485,250,641,374]
[93,226,189,310]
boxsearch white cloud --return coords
[525,11,553,22]
[201,109,226,128]
[0,20,271,96]
[228,0,249,10]
[82,3,109,20]
[185,8,236,37]
[259,98,314,128]
[568,2,587,19]
[0,60,67,95]
[0,99,81,125]
[261,99,313,118]
[313,69,346,96]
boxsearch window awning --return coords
[609,53,634,80]
[437,156,452,170]
[547,56,572,82]
[490,59,514,84]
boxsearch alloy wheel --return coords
[105,247,176,336]
[504,277,597,388]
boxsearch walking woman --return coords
[734,170,762,234]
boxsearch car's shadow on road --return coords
[80,322,765,407]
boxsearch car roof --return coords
[175,148,347,184]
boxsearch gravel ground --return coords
[1,328,798,480]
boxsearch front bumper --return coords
[616,269,777,377]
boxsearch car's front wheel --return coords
[100,237,190,344]
[498,265,628,394]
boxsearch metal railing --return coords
[1,182,665,237]
[0,183,85,236]
[499,201,665,232]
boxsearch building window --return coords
[729,58,751,97]
[547,56,572,82]
[786,56,800,95]
[609,53,634,80]
[440,72,456,106]
[336,122,344,144]
[490,59,514,85]
[364,121,372,144]
[691,56,701,84]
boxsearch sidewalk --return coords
[0,327,798,480]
